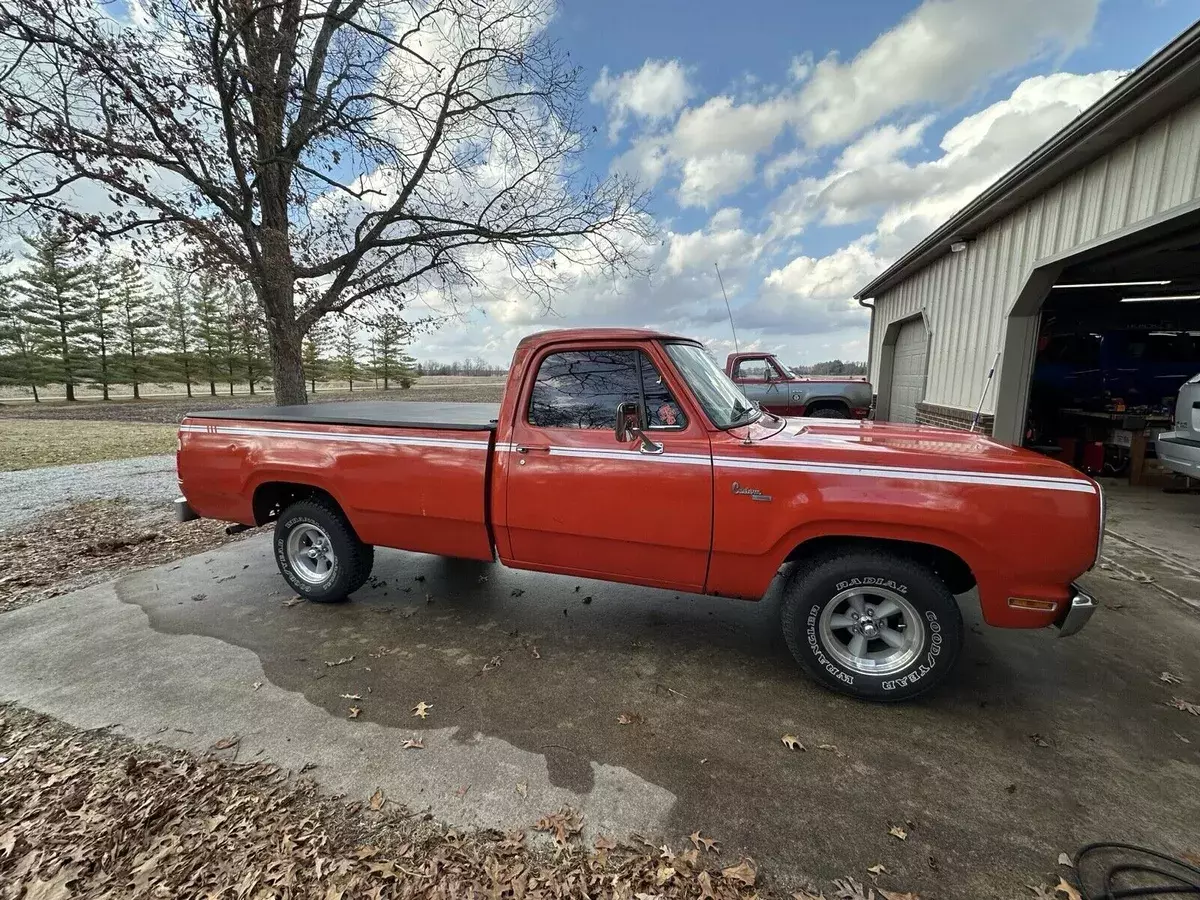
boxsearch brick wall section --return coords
[914,401,994,436]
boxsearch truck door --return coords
[732,355,792,415]
[504,344,714,592]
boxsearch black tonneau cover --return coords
[187,401,500,432]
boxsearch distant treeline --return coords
[792,359,868,376]
[414,359,508,377]
[0,226,419,401]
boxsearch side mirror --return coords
[614,401,663,454]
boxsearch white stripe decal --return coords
[179,423,490,450]
[713,455,1096,493]
[182,426,1095,492]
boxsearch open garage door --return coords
[888,318,928,424]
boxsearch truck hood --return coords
[736,415,1091,483]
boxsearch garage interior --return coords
[1023,226,1200,484]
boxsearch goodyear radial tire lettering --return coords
[781,548,964,702]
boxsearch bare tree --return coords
[0,0,651,405]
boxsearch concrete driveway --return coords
[2,515,1199,897]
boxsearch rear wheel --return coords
[274,499,373,603]
[780,549,963,701]
[808,406,849,419]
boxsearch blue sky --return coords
[411,0,1200,366]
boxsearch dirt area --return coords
[0,501,258,614]
[0,380,505,425]
[0,704,769,900]
[0,420,179,471]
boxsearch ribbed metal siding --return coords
[869,93,1200,413]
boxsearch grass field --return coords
[0,380,505,425]
[0,419,179,471]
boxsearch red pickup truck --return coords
[177,328,1104,701]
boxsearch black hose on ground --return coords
[1073,843,1200,899]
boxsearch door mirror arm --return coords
[615,401,663,454]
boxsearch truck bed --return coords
[186,400,501,431]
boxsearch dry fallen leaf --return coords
[833,877,872,900]
[655,865,676,886]
[400,738,423,750]
[817,743,839,752]
[1029,733,1052,748]
[325,656,354,668]
[252,681,263,691]
[534,806,583,847]
[1028,885,1055,900]
[454,785,470,798]
[482,655,501,673]
[369,788,384,810]
[1168,697,1200,715]
[793,889,828,900]
[689,830,720,853]
[594,835,616,851]
[347,707,361,719]
[1057,852,1073,867]
[879,892,920,900]
[889,825,907,840]
[698,870,718,900]
[1055,877,1083,900]
[282,596,304,607]
[617,712,645,726]
[339,693,363,700]
[721,858,757,886]
[21,864,79,900]
[1160,671,1184,685]
[412,701,433,719]
[781,734,805,751]
[867,863,888,878]
[515,780,528,799]
[210,736,240,751]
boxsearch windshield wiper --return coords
[727,404,762,429]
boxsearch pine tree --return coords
[302,319,333,393]
[82,250,119,400]
[372,313,416,390]
[218,288,241,395]
[336,316,359,392]
[165,271,197,398]
[13,225,91,400]
[192,275,224,396]
[112,257,163,399]
[0,255,48,400]
[231,284,267,395]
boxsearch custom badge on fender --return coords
[731,481,772,502]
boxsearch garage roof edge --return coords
[855,21,1200,300]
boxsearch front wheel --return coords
[780,549,963,701]
[274,499,374,603]
[807,407,849,419]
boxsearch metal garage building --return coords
[857,21,1200,448]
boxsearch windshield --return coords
[665,342,761,429]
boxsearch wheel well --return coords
[784,535,977,595]
[252,482,340,526]
[804,398,850,412]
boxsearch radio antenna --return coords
[714,262,739,354]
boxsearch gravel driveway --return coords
[0,454,177,532]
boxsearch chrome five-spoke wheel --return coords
[817,587,924,676]
[286,522,335,585]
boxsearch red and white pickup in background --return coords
[725,351,872,419]
[176,328,1104,702]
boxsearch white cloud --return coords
[591,59,694,140]
[769,70,1123,242]
[795,0,1101,146]
[677,151,758,208]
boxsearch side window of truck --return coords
[528,349,685,430]
[734,358,771,380]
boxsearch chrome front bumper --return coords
[1056,585,1097,638]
